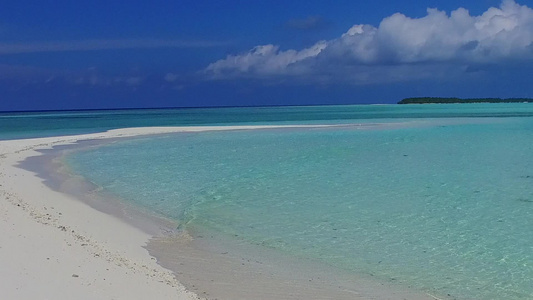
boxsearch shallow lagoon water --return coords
[3,103,533,139]
[63,107,533,300]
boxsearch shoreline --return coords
[0,128,213,300]
[0,125,443,300]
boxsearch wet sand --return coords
[0,125,443,300]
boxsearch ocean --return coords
[4,104,533,299]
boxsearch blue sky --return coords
[1,0,532,111]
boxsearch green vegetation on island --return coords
[398,97,533,104]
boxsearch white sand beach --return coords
[0,125,335,300]
[0,125,441,300]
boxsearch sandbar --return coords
[0,125,443,300]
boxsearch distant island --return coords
[398,97,533,104]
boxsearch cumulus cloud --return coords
[206,42,327,78]
[205,0,533,83]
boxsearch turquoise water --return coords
[59,104,533,300]
[3,103,533,140]
[3,103,529,299]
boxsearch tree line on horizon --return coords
[398,97,533,104]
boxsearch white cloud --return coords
[63,70,144,87]
[206,42,327,78]
[205,0,533,83]
[0,39,228,55]
[164,73,179,82]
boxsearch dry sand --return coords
[0,125,443,300]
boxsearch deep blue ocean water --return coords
[4,104,533,299]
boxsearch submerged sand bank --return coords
[0,125,340,300]
[0,125,442,300]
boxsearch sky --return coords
[1,0,532,111]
